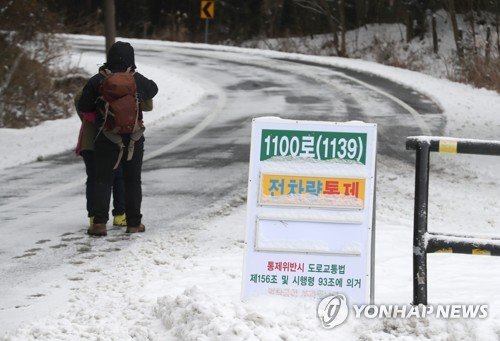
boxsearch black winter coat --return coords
[77,41,158,126]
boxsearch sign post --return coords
[242,117,377,304]
[200,0,215,44]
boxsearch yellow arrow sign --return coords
[201,0,215,19]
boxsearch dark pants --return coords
[93,134,144,227]
[81,150,125,217]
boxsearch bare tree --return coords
[260,0,286,37]
[0,0,78,128]
[293,0,341,54]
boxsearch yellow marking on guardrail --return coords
[472,249,491,255]
[434,248,453,253]
[439,140,458,153]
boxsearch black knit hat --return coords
[105,41,136,71]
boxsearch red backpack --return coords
[98,68,144,169]
[99,68,140,134]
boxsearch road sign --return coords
[200,0,214,19]
[242,117,377,304]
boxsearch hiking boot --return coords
[113,213,127,227]
[88,223,107,236]
[126,223,145,234]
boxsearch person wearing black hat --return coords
[78,41,158,236]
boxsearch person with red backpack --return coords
[78,41,158,236]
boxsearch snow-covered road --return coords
[1,35,500,340]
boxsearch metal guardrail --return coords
[406,136,500,305]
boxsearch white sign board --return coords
[242,117,377,304]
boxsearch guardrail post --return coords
[413,140,430,305]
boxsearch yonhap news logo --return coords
[317,295,488,329]
[317,294,349,329]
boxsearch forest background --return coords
[0,0,499,128]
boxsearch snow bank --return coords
[155,286,327,340]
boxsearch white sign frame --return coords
[242,117,377,304]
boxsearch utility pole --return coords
[104,0,116,52]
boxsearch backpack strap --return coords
[125,89,142,161]
[94,101,110,142]
[101,126,145,169]
[95,68,113,141]
[103,131,125,170]
[126,127,145,161]
[99,68,112,77]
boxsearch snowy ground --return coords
[1,35,500,340]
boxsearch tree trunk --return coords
[104,0,116,53]
[485,26,491,62]
[0,51,24,125]
[448,0,463,58]
[339,0,346,56]
[406,10,413,43]
[269,0,285,37]
[354,0,367,27]
[468,0,477,54]
[432,15,438,54]
[318,0,339,54]
[496,9,499,53]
